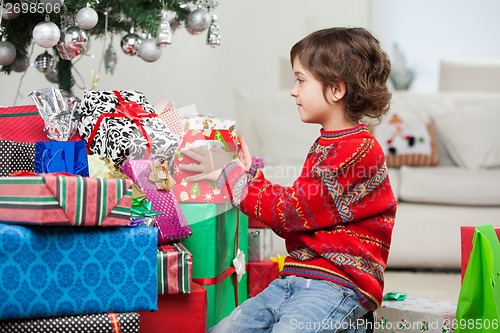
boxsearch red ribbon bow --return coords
[192,211,241,306]
[114,100,151,121]
[87,90,158,159]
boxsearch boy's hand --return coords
[179,143,234,182]
[238,136,252,172]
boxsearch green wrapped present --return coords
[180,203,248,329]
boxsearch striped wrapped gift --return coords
[157,243,192,294]
[0,174,133,226]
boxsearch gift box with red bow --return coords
[77,90,180,166]
[173,127,239,203]
[180,203,248,328]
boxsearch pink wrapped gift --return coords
[121,160,192,244]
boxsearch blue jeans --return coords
[208,276,368,333]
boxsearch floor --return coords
[383,269,462,304]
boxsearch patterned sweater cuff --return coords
[217,162,242,189]
[249,156,264,177]
[217,161,253,209]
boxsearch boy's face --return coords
[290,58,334,126]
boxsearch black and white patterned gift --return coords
[0,140,35,177]
[78,90,180,166]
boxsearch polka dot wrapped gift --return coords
[0,140,36,177]
[0,312,139,333]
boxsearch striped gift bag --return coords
[0,175,133,226]
[157,243,193,294]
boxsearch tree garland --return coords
[0,0,207,91]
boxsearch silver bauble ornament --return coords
[79,36,91,54]
[32,21,61,48]
[11,56,30,72]
[104,42,117,74]
[0,40,16,66]
[76,7,98,30]
[45,68,58,83]
[120,32,142,56]
[56,41,77,60]
[186,7,212,35]
[34,51,55,73]
[64,26,89,53]
[138,38,162,63]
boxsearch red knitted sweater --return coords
[218,124,397,311]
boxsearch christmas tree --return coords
[0,0,220,91]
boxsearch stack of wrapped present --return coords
[247,217,281,298]
[167,107,249,329]
[0,88,250,332]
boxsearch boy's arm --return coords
[218,151,396,234]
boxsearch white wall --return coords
[2,0,499,119]
[371,0,500,91]
[0,0,370,119]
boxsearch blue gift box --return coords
[0,224,158,320]
[34,140,89,176]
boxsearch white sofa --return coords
[234,90,500,270]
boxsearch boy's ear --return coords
[330,81,346,102]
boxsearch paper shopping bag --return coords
[34,140,90,176]
[455,224,500,333]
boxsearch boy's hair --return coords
[290,27,391,121]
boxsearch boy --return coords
[182,27,397,333]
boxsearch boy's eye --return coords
[295,78,304,83]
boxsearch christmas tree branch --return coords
[0,0,203,91]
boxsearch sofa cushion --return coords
[399,166,500,206]
[431,102,500,170]
[374,114,439,167]
[387,167,400,199]
[388,92,457,167]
